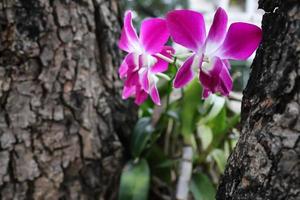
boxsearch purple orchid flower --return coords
[166,7,262,98]
[119,11,172,105]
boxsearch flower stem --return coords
[176,146,193,200]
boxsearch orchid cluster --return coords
[118,8,262,106]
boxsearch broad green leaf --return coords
[210,149,226,173]
[145,145,172,183]
[201,94,225,124]
[190,173,216,200]
[197,124,213,150]
[181,78,202,142]
[155,159,176,168]
[226,99,241,114]
[207,107,227,138]
[231,137,238,148]
[118,159,150,200]
[209,111,240,148]
[227,114,240,130]
[224,141,231,159]
[131,117,154,158]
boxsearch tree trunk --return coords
[217,0,300,199]
[0,0,136,199]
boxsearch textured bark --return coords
[217,1,300,199]
[0,0,136,199]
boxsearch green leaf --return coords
[131,117,154,158]
[201,94,225,124]
[227,114,240,130]
[139,100,154,117]
[181,78,202,142]
[119,159,150,200]
[145,145,173,183]
[208,110,240,148]
[197,124,213,150]
[210,149,226,173]
[207,107,227,138]
[164,63,178,80]
[224,141,231,159]
[155,159,176,168]
[190,173,216,200]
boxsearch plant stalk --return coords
[176,146,193,200]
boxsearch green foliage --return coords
[119,74,241,199]
[197,124,213,150]
[180,78,202,143]
[190,173,216,200]
[146,145,174,183]
[119,159,150,200]
[200,95,225,123]
[119,70,241,199]
[131,117,154,158]
[210,149,227,173]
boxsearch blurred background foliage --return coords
[118,0,261,199]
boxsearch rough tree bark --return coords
[0,0,136,199]
[217,0,300,199]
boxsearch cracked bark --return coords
[217,0,300,200]
[0,0,136,199]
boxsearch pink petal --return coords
[173,55,196,88]
[216,23,262,60]
[140,18,170,54]
[199,59,222,93]
[135,86,148,105]
[202,88,211,99]
[222,59,231,69]
[205,7,228,54]
[118,11,140,52]
[119,58,128,79]
[151,46,175,73]
[119,53,136,78]
[166,10,206,51]
[162,46,176,55]
[125,71,139,87]
[218,63,233,96]
[122,85,136,99]
[150,85,161,106]
[140,69,149,91]
[150,57,168,74]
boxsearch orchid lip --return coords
[201,61,212,73]
[203,55,209,63]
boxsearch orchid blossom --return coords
[119,11,172,105]
[166,8,262,98]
